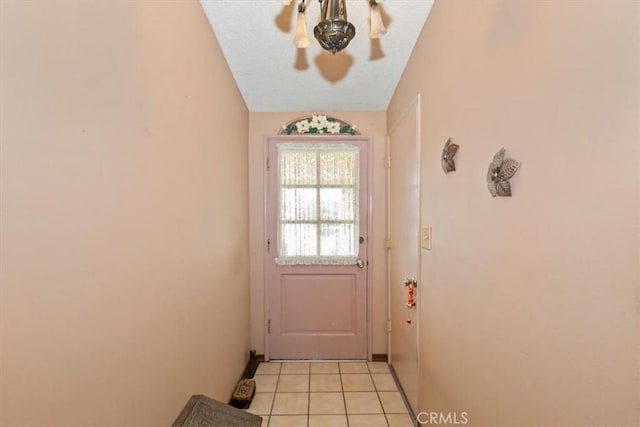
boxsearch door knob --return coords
[356,259,365,268]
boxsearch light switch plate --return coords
[421,227,432,250]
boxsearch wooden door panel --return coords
[270,270,366,359]
[388,96,421,414]
[265,136,371,360]
[280,273,357,335]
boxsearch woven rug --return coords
[173,394,262,427]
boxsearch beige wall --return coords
[0,1,250,425]
[248,112,388,356]
[388,1,640,426]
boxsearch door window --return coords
[276,143,359,265]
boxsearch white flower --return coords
[327,122,341,134]
[296,120,311,133]
[310,114,328,129]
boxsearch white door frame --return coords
[263,134,374,361]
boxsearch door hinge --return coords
[267,157,270,171]
[385,239,391,249]
[385,156,391,168]
[267,238,271,252]
[387,320,392,332]
[267,319,271,334]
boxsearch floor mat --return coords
[173,394,262,426]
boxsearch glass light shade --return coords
[313,0,355,54]
[369,4,387,39]
[293,11,310,48]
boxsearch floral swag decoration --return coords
[280,115,358,135]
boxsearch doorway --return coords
[265,135,372,360]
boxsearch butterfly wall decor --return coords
[441,138,459,174]
[487,148,521,197]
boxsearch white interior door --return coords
[265,136,371,360]
[388,96,421,414]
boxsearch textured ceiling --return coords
[200,0,433,112]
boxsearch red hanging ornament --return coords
[406,282,416,308]
[406,281,416,324]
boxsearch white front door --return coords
[388,96,421,414]
[265,136,371,360]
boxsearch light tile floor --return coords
[247,361,414,427]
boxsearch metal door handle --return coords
[356,259,365,268]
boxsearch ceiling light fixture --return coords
[287,0,387,54]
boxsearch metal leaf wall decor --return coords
[441,138,459,174]
[487,148,521,197]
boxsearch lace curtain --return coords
[276,143,360,266]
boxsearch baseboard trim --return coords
[389,363,417,425]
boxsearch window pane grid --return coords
[276,143,360,266]
[280,221,357,225]
[281,185,356,189]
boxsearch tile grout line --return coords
[370,364,390,426]
[365,363,389,426]
[339,362,351,427]
[267,364,282,423]
[370,363,391,427]
[307,363,312,424]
